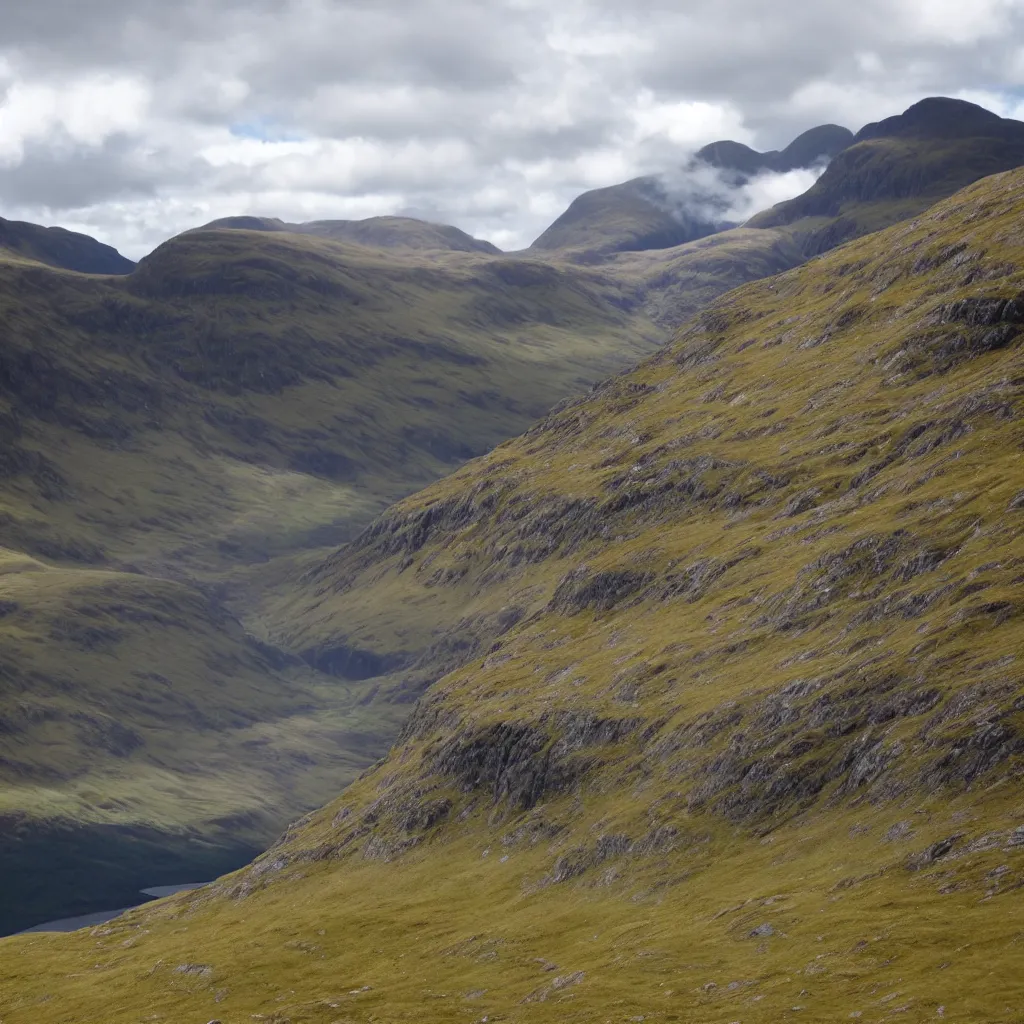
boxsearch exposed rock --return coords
[549,567,652,614]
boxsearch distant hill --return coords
[200,214,501,254]
[529,123,853,258]
[0,216,135,274]
[696,122,854,176]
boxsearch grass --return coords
[0,228,662,576]
[2,791,1023,1023]
[5,166,1011,1018]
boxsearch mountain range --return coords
[529,122,854,257]
[0,95,1022,1021]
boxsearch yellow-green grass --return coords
[2,789,1021,1023]
[9,166,1013,1018]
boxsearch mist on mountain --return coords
[645,156,827,233]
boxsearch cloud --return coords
[0,0,1022,258]
[0,74,150,166]
[639,160,827,239]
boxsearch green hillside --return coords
[9,164,1022,1022]
[0,550,404,934]
[0,224,663,929]
[0,227,660,575]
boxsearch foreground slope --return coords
[7,167,1024,1022]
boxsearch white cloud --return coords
[633,94,752,148]
[728,166,823,222]
[0,74,150,166]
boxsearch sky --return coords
[1,0,1023,259]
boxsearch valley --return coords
[0,91,1022,1021]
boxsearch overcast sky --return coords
[1,0,1022,259]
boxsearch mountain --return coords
[5,160,1024,1023]
[0,223,662,931]
[0,225,658,575]
[588,97,1024,332]
[529,123,853,258]
[0,216,135,274]
[748,97,1024,254]
[4,97,1019,935]
[200,213,501,253]
[696,122,853,175]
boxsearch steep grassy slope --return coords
[16,166,1024,1022]
[0,216,135,274]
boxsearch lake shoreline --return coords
[16,882,209,935]
[0,821,258,937]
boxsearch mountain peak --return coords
[778,122,855,168]
[855,96,1008,142]
[531,122,852,257]
[748,96,1024,250]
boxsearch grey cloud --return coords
[0,0,280,65]
[0,135,218,212]
[0,138,161,207]
[1,0,1022,257]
